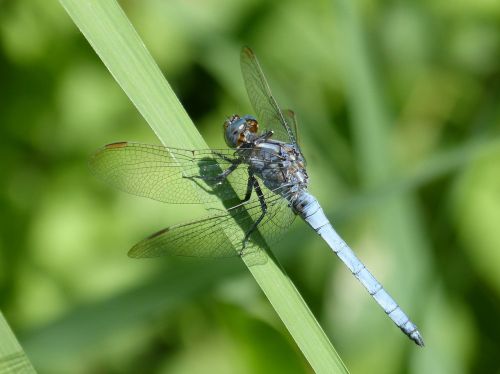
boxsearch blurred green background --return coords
[1,0,500,373]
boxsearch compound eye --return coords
[237,133,246,146]
[247,119,259,133]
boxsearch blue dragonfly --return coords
[90,47,424,346]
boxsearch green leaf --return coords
[0,312,37,373]
[58,0,348,372]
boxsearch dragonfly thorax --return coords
[223,114,260,148]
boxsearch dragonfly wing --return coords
[89,142,253,204]
[282,109,306,164]
[128,184,296,259]
[240,47,298,145]
[128,214,239,258]
[282,109,299,144]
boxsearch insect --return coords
[90,47,424,346]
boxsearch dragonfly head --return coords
[223,114,259,148]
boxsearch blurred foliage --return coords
[1,0,500,373]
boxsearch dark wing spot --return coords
[105,141,128,149]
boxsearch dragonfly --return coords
[90,47,424,347]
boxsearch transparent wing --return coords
[89,142,254,204]
[282,109,299,144]
[240,47,298,144]
[282,109,306,164]
[128,183,296,259]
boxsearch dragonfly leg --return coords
[241,177,267,251]
[241,169,255,203]
[213,151,237,163]
[190,161,240,182]
[255,130,274,144]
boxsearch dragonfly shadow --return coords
[189,157,271,266]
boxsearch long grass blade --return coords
[0,312,36,373]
